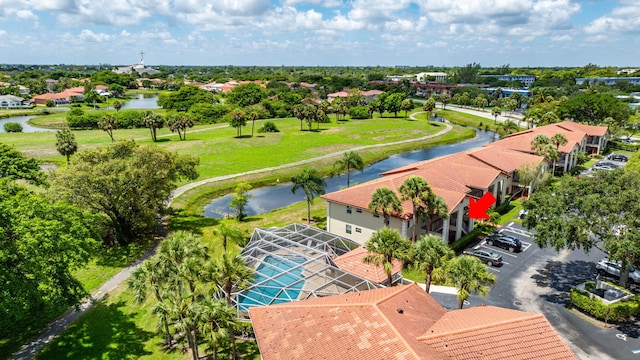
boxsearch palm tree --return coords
[530,134,550,154]
[334,151,364,188]
[412,235,454,293]
[112,100,122,112]
[128,257,173,345]
[143,110,164,142]
[291,167,326,224]
[420,194,449,236]
[292,104,306,131]
[199,294,236,360]
[363,228,411,285]
[401,99,413,119]
[55,128,78,165]
[541,111,560,125]
[211,252,254,306]
[446,255,496,309]
[501,119,518,135]
[369,187,403,227]
[399,176,432,241]
[247,110,259,137]
[213,223,243,252]
[550,133,568,150]
[165,286,200,360]
[98,114,118,142]
[229,109,246,137]
[491,106,501,124]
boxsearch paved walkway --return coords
[12,112,452,360]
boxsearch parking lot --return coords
[465,221,536,273]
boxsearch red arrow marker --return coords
[468,193,497,219]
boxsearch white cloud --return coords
[585,3,640,35]
[281,0,342,6]
[78,29,112,42]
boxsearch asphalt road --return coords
[453,222,640,360]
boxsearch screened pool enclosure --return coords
[234,224,381,313]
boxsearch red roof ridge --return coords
[418,307,544,341]
[367,284,427,360]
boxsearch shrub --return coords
[3,122,23,132]
[116,110,144,129]
[258,121,279,133]
[570,288,640,322]
[450,228,484,253]
[348,106,370,119]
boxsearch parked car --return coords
[620,139,637,145]
[607,153,629,162]
[596,258,640,284]
[485,233,523,252]
[592,163,616,171]
[464,249,503,266]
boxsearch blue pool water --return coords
[238,255,306,310]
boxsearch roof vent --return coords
[397,307,404,314]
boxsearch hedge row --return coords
[67,110,147,129]
[450,228,484,253]
[570,288,640,323]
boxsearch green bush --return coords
[258,121,279,133]
[3,122,23,132]
[570,288,640,322]
[348,106,370,119]
[450,228,484,253]
[116,110,144,129]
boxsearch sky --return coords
[0,0,638,67]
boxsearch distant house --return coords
[31,87,84,106]
[249,283,577,360]
[0,95,29,108]
[327,89,382,104]
[416,71,449,82]
[576,77,640,86]
[482,74,536,87]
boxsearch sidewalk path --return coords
[12,113,452,360]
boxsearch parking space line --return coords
[482,246,518,258]
[488,267,501,272]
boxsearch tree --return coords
[524,171,640,287]
[247,110,259,137]
[213,223,243,252]
[334,151,364,188]
[421,195,449,236]
[98,113,118,142]
[439,94,451,109]
[167,112,194,141]
[399,176,432,241]
[49,140,199,245]
[157,85,215,111]
[55,128,78,165]
[226,83,266,107]
[229,182,254,221]
[346,88,364,107]
[500,119,518,135]
[445,255,496,309]
[143,110,164,142]
[384,93,405,117]
[291,167,326,224]
[401,99,413,119]
[412,235,454,293]
[199,294,237,360]
[112,100,123,112]
[0,143,47,185]
[363,228,411,285]
[368,187,403,227]
[550,133,568,150]
[423,97,436,120]
[559,93,630,125]
[229,109,246,137]
[0,180,99,338]
[211,252,254,305]
[491,106,501,124]
[515,162,547,199]
[541,111,560,125]
[292,104,306,130]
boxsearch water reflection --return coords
[204,128,496,219]
[0,115,55,133]
[121,94,160,109]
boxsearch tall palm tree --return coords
[412,235,454,293]
[334,151,364,188]
[399,176,432,241]
[213,223,243,252]
[291,167,326,224]
[211,252,254,306]
[247,110,259,137]
[368,187,403,227]
[165,286,200,360]
[199,294,236,360]
[491,106,501,124]
[292,104,306,131]
[142,110,164,142]
[98,114,118,142]
[363,228,411,286]
[445,255,496,309]
[55,128,78,165]
[501,119,518,135]
[421,195,449,236]
[128,257,173,345]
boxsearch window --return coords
[346,224,352,234]
[356,208,362,213]
[355,227,362,233]
[373,214,380,218]
[346,206,352,214]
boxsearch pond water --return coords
[121,94,160,109]
[203,128,497,219]
[0,115,55,133]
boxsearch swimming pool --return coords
[238,255,306,310]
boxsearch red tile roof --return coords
[333,247,403,284]
[249,284,577,360]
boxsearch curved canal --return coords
[204,128,497,219]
